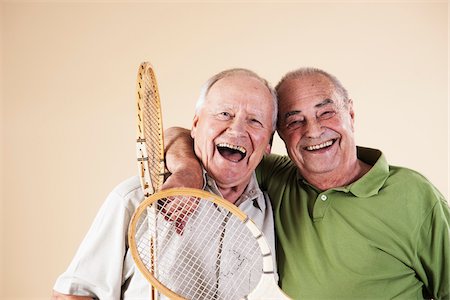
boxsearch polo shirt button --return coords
[320,194,328,201]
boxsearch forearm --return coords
[163,127,203,190]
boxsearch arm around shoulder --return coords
[163,127,203,190]
[256,153,293,189]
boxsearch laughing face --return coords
[191,74,274,190]
[276,73,357,184]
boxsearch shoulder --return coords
[386,165,447,210]
[261,153,293,166]
[106,176,145,215]
[358,146,446,209]
[388,166,441,193]
[256,155,301,204]
[258,154,297,176]
[111,175,143,198]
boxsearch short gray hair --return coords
[195,68,278,131]
[275,67,349,104]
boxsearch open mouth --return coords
[304,139,336,151]
[217,143,247,162]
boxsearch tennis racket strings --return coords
[131,191,266,300]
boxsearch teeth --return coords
[217,143,247,154]
[306,140,333,151]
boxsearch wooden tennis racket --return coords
[128,188,291,300]
[136,61,165,197]
[135,62,166,300]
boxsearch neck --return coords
[217,184,247,204]
[304,159,371,191]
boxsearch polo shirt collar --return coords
[347,146,389,197]
[297,146,389,198]
[201,168,264,207]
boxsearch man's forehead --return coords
[278,75,344,107]
[206,75,272,104]
[279,75,335,96]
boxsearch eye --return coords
[319,110,336,120]
[286,118,305,129]
[216,111,232,120]
[249,118,264,128]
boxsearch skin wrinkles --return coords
[283,98,336,125]
[277,74,370,190]
[191,74,274,203]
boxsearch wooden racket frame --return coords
[136,62,165,196]
[128,187,290,300]
[135,61,165,300]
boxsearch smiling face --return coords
[277,73,358,185]
[191,74,274,189]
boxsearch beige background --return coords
[1,1,448,299]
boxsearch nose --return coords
[227,117,247,136]
[304,119,324,138]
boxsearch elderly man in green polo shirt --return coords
[164,67,450,299]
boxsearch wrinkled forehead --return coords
[278,75,345,109]
[207,75,274,109]
[278,74,337,99]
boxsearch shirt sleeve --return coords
[414,194,450,299]
[256,154,292,190]
[53,190,133,299]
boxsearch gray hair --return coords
[275,67,349,104]
[195,68,278,131]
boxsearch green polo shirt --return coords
[256,147,449,299]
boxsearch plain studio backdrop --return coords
[0,1,448,299]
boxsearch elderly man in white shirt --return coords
[52,68,278,300]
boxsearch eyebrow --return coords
[316,98,334,108]
[283,98,335,120]
[284,110,301,119]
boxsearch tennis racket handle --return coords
[245,274,291,300]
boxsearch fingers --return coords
[159,195,200,235]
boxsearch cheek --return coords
[193,124,213,155]
[201,125,226,153]
[251,130,271,147]
[249,135,272,160]
[282,131,300,147]
[347,118,355,132]
[333,117,354,137]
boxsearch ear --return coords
[347,99,355,130]
[265,132,274,154]
[191,114,199,139]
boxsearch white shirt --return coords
[53,174,276,299]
